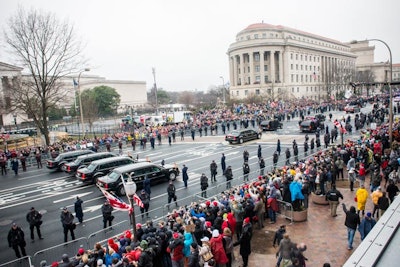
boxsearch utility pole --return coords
[152,67,158,115]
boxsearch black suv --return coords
[97,162,180,196]
[46,150,95,171]
[76,156,135,184]
[62,152,116,175]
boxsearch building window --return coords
[301,75,303,82]
[247,77,250,84]
[291,64,293,70]
[264,75,269,83]
[291,74,294,82]
[236,91,239,96]
[296,54,298,60]
[292,87,294,92]
[291,53,293,60]
[255,65,260,72]
[305,65,308,71]
[305,75,308,82]
[245,90,248,96]
[255,76,260,82]
[255,89,260,95]
[297,87,299,92]
[254,53,260,62]
[262,33,266,38]
[314,56,316,62]
[305,55,307,61]
[306,87,308,92]
[296,64,298,70]
[238,78,241,85]
[301,65,303,71]
[278,88,281,93]
[246,35,250,40]
[264,65,268,71]
[309,56,312,61]
[255,34,259,39]
[301,55,303,60]
[296,74,298,82]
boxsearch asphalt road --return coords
[0,106,371,265]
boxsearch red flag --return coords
[133,194,144,208]
[99,187,133,213]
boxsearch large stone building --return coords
[227,23,357,101]
[0,61,147,127]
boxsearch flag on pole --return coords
[133,194,144,208]
[98,186,133,213]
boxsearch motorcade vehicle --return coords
[97,162,180,196]
[62,152,116,175]
[260,120,283,131]
[344,104,361,113]
[46,150,95,171]
[225,129,262,144]
[299,118,324,133]
[76,156,135,184]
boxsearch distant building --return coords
[227,23,356,101]
[0,61,147,127]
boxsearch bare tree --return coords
[178,91,195,109]
[4,7,85,145]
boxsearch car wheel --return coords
[257,133,261,139]
[117,185,125,196]
[169,172,177,181]
[239,138,244,144]
[93,175,100,184]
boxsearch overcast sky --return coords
[0,0,399,92]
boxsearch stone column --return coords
[232,56,237,87]
[248,51,253,85]
[239,54,244,86]
[259,51,265,85]
[270,50,275,83]
[278,50,284,83]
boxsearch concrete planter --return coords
[293,209,308,222]
[311,192,329,205]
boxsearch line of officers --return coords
[7,198,115,260]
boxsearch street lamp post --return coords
[124,175,137,242]
[219,76,226,105]
[12,113,17,130]
[78,68,90,137]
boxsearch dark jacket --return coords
[188,249,200,267]
[342,204,360,230]
[60,211,74,227]
[326,188,344,201]
[8,226,26,247]
[26,210,42,226]
[102,203,113,219]
[237,223,252,256]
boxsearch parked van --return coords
[76,156,135,184]
[97,162,179,196]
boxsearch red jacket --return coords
[267,197,279,212]
[210,235,229,264]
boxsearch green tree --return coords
[91,86,120,117]
[48,106,68,120]
[4,7,85,145]
[147,88,170,108]
[80,89,99,132]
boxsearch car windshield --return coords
[106,171,120,181]
[54,155,62,161]
[86,163,97,172]
[72,158,81,164]
[230,131,240,136]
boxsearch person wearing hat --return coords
[325,184,344,217]
[74,196,84,224]
[139,189,150,220]
[199,236,213,267]
[182,164,189,188]
[356,185,369,217]
[101,200,114,229]
[358,212,376,241]
[210,160,218,183]
[167,232,184,266]
[371,186,383,219]
[187,242,200,267]
[60,207,75,242]
[348,167,356,191]
[167,180,178,210]
[210,229,228,266]
[26,207,43,242]
[7,222,27,258]
[224,166,233,189]
[234,217,253,267]
[200,173,209,198]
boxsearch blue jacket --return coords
[358,217,376,240]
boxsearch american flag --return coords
[133,194,144,208]
[334,120,347,134]
[99,187,133,214]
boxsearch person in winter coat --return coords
[143,175,151,199]
[188,242,200,267]
[378,191,390,217]
[276,233,297,267]
[358,212,376,241]
[200,173,209,198]
[183,232,194,266]
[356,185,369,216]
[210,160,218,183]
[167,181,178,210]
[26,207,43,241]
[74,197,84,224]
[167,232,184,267]
[223,227,234,267]
[224,166,233,189]
[102,200,114,229]
[199,237,213,267]
[342,203,360,250]
[276,139,281,156]
[8,223,27,258]
[235,217,253,267]
[210,229,228,266]
[182,164,189,188]
[60,207,75,242]
[139,190,150,220]
[243,161,250,181]
[273,151,279,170]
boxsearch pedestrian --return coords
[224,166,233,189]
[273,151,279,170]
[325,185,344,217]
[377,191,390,217]
[74,197,84,224]
[234,217,252,267]
[342,203,360,250]
[356,185,369,216]
[167,180,178,210]
[358,212,376,241]
[221,153,226,174]
[243,150,249,162]
[191,127,195,141]
[257,144,262,159]
[243,161,250,181]
[7,222,27,258]
[348,167,356,191]
[188,242,200,267]
[35,150,42,168]
[200,173,209,198]
[222,227,234,267]
[118,139,123,155]
[272,225,286,247]
[11,158,19,175]
[101,200,114,229]
[139,189,150,220]
[0,156,7,175]
[19,152,27,172]
[131,138,136,151]
[26,207,43,242]
[143,175,151,199]
[210,229,229,266]
[60,207,75,242]
[210,160,218,183]
[276,139,281,156]
[371,187,383,219]
[259,157,265,176]
[182,164,189,188]
[386,179,399,203]
[285,148,291,165]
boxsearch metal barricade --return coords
[277,199,293,224]
[87,220,128,249]
[32,237,87,267]
[0,256,32,267]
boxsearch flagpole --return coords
[121,173,138,242]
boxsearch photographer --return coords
[101,200,114,229]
